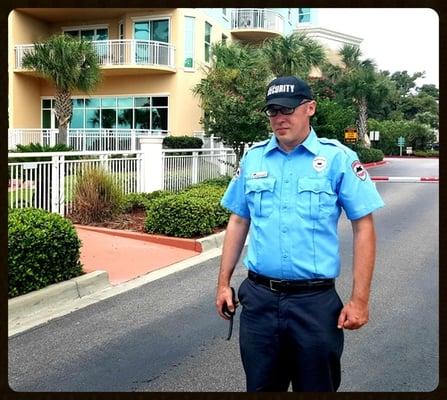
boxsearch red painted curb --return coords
[363,160,388,169]
[74,224,202,252]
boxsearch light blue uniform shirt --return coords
[221,129,385,280]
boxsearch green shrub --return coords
[122,190,173,212]
[181,184,230,227]
[367,119,436,155]
[413,150,439,157]
[145,193,217,238]
[353,147,384,164]
[197,176,231,188]
[163,135,203,149]
[70,167,124,224]
[8,208,83,298]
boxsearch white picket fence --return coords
[8,146,236,215]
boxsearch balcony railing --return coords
[14,39,175,70]
[231,8,284,32]
[8,128,168,152]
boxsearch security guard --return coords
[216,76,385,392]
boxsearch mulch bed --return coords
[67,209,147,233]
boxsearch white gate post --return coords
[51,155,61,214]
[192,151,199,184]
[219,149,227,176]
[139,136,164,192]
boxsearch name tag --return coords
[251,171,268,179]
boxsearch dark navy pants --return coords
[238,277,344,392]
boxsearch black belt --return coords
[248,270,334,293]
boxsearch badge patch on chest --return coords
[352,160,367,180]
[312,156,327,172]
[251,171,268,179]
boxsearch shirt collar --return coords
[264,127,320,156]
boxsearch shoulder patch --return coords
[318,137,351,154]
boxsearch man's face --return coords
[268,100,317,151]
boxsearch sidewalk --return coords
[75,226,202,285]
[8,227,226,336]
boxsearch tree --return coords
[22,34,102,145]
[193,42,271,164]
[261,32,327,78]
[417,84,439,100]
[332,44,391,145]
[389,70,424,95]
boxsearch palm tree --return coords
[331,44,390,145]
[261,32,327,78]
[22,34,102,145]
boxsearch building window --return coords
[42,95,169,134]
[184,16,195,68]
[298,8,311,23]
[222,8,227,17]
[204,22,212,63]
[134,19,170,64]
[64,27,109,41]
[288,8,292,25]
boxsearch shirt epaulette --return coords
[248,139,270,151]
[318,137,352,154]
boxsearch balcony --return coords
[8,128,168,152]
[231,9,284,42]
[14,39,176,76]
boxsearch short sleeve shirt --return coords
[221,129,385,279]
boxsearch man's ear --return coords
[307,100,317,117]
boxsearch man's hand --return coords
[216,285,238,320]
[337,300,369,330]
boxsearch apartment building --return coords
[8,8,302,148]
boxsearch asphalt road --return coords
[8,157,439,392]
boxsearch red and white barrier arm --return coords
[371,176,439,183]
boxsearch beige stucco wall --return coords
[9,10,50,128]
[8,8,232,136]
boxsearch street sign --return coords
[397,136,406,156]
[344,127,358,143]
[369,131,380,141]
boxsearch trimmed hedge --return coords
[144,182,231,238]
[413,150,439,158]
[145,193,217,237]
[162,135,203,149]
[8,208,83,298]
[354,147,385,164]
[122,190,174,212]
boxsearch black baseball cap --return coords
[264,76,313,109]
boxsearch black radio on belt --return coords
[222,287,236,340]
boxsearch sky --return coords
[314,8,439,88]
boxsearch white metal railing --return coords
[8,151,143,215]
[162,148,236,192]
[231,8,284,32]
[15,39,176,69]
[8,129,168,151]
[8,147,237,214]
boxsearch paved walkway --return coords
[75,226,201,285]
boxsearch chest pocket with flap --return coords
[245,177,276,217]
[297,177,337,220]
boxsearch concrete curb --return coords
[196,230,226,252]
[8,230,228,336]
[8,271,110,323]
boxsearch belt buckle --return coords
[269,279,283,292]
